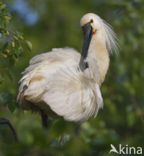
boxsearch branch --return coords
[0,117,18,142]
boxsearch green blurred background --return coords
[0,0,144,155]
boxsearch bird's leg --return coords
[40,110,48,128]
[0,117,18,142]
[74,123,81,135]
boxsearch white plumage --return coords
[17,13,117,125]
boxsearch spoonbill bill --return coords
[17,13,118,127]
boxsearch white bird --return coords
[17,13,118,128]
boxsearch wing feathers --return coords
[42,66,103,122]
[18,48,103,122]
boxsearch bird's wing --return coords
[21,48,80,75]
[17,48,80,105]
[29,48,79,65]
[42,65,103,122]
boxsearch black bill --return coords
[79,22,93,71]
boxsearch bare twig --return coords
[0,117,18,142]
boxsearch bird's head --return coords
[79,13,118,70]
[80,13,101,35]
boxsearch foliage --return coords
[0,0,144,156]
[0,1,32,111]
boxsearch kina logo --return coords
[109,144,143,155]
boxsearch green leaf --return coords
[26,40,32,51]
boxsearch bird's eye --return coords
[90,19,93,23]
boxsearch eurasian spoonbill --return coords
[17,13,118,127]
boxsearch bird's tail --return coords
[40,110,48,128]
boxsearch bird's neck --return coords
[88,33,110,84]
